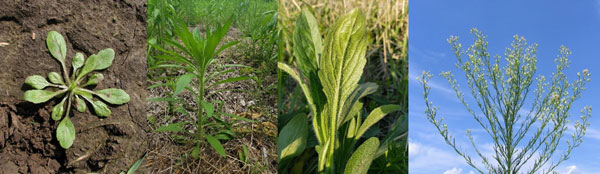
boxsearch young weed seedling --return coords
[24,31,130,149]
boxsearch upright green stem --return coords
[197,74,205,143]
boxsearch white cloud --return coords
[443,168,463,174]
[563,165,579,174]
[409,140,468,173]
[585,128,600,140]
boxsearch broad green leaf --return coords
[154,122,187,132]
[57,116,76,149]
[24,90,61,104]
[201,101,214,118]
[293,7,322,78]
[344,137,379,174]
[79,54,99,78]
[73,52,84,71]
[318,9,368,133]
[91,100,111,117]
[174,73,195,96]
[25,75,51,89]
[46,31,67,62]
[355,105,401,140]
[206,134,226,157]
[277,113,308,161]
[85,73,104,86]
[277,63,317,120]
[75,96,86,112]
[48,72,64,85]
[95,88,130,105]
[94,48,115,70]
[340,83,378,125]
[51,98,66,121]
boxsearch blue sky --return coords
[409,1,600,174]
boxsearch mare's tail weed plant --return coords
[277,8,401,174]
[419,29,591,174]
[24,31,130,149]
[149,14,254,158]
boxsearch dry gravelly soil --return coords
[0,0,148,173]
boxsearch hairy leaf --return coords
[85,73,104,86]
[94,48,115,70]
[356,105,401,140]
[48,72,64,85]
[51,98,66,121]
[91,100,111,117]
[73,52,84,71]
[46,31,67,62]
[26,75,51,89]
[75,96,86,113]
[57,116,75,149]
[24,90,61,104]
[95,88,130,105]
[344,137,379,174]
[293,7,322,78]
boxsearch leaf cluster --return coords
[24,31,130,149]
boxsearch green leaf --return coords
[127,154,146,174]
[94,48,115,70]
[355,105,401,140]
[191,145,200,158]
[154,122,187,132]
[74,88,93,99]
[91,100,111,117]
[318,9,368,133]
[25,75,51,89]
[293,7,322,78]
[277,63,317,120]
[206,134,226,157]
[85,73,104,86]
[73,52,84,71]
[79,54,99,78]
[344,137,379,174]
[95,88,130,105]
[46,31,67,62]
[340,83,378,125]
[201,101,214,118]
[174,73,195,96]
[48,72,64,85]
[277,113,308,161]
[51,98,66,121]
[57,116,76,149]
[24,90,61,104]
[75,96,86,113]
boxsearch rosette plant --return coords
[24,31,130,149]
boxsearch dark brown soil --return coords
[0,0,148,173]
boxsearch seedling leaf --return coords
[24,90,60,104]
[91,100,111,117]
[73,52,84,71]
[85,73,104,86]
[75,96,86,112]
[51,98,66,121]
[95,88,130,105]
[48,72,64,85]
[155,122,187,132]
[94,48,115,70]
[57,116,75,149]
[46,31,67,62]
[26,75,51,89]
